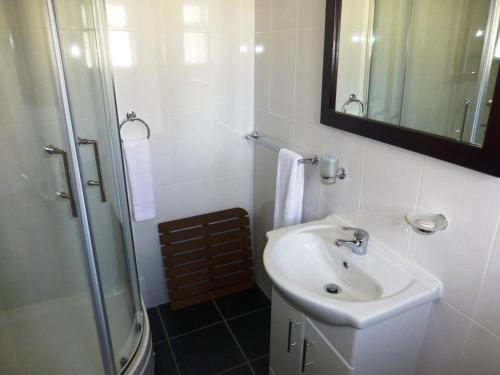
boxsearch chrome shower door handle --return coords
[457,99,471,141]
[77,137,107,202]
[45,145,78,218]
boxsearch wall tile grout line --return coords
[212,300,257,375]
[355,139,368,226]
[471,215,500,319]
[155,306,182,375]
[457,316,475,369]
[470,319,500,341]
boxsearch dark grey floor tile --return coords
[228,308,271,361]
[147,307,166,343]
[250,356,269,375]
[170,323,245,375]
[158,301,222,337]
[154,342,178,375]
[215,287,270,319]
[217,363,253,375]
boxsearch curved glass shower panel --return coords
[53,0,143,370]
[0,0,103,373]
[0,0,144,373]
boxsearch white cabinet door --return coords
[302,319,353,375]
[270,289,304,375]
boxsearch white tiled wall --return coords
[253,0,500,373]
[107,0,255,308]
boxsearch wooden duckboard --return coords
[158,208,254,310]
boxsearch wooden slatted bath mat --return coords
[158,208,254,310]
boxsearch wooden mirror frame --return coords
[321,0,500,177]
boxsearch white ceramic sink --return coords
[263,216,442,328]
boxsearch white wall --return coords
[253,0,500,373]
[336,0,371,114]
[107,0,255,308]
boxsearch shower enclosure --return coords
[366,0,498,144]
[0,0,148,374]
[336,0,500,145]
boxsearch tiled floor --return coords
[148,286,271,375]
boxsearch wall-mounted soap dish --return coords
[405,211,448,235]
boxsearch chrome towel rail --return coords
[119,110,151,141]
[245,131,319,166]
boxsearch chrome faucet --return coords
[335,227,369,255]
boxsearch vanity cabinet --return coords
[301,319,352,375]
[269,289,304,375]
[270,290,351,375]
[269,288,431,375]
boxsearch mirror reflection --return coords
[336,0,500,146]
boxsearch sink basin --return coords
[263,216,442,328]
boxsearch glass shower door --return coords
[0,1,104,373]
[400,0,493,140]
[52,0,143,371]
[0,0,144,373]
[367,0,498,143]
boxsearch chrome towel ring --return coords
[119,110,151,141]
[341,94,365,116]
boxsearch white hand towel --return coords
[123,139,156,221]
[273,148,304,229]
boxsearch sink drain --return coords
[324,283,341,294]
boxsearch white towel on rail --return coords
[273,148,304,229]
[123,138,156,221]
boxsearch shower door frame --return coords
[469,0,500,143]
[87,0,146,369]
[44,0,143,373]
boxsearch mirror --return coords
[334,0,500,147]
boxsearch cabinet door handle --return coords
[287,320,301,352]
[77,137,107,202]
[45,145,78,217]
[301,339,313,373]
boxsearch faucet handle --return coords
[342,227,369,241]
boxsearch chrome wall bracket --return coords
[298,155,320,166]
